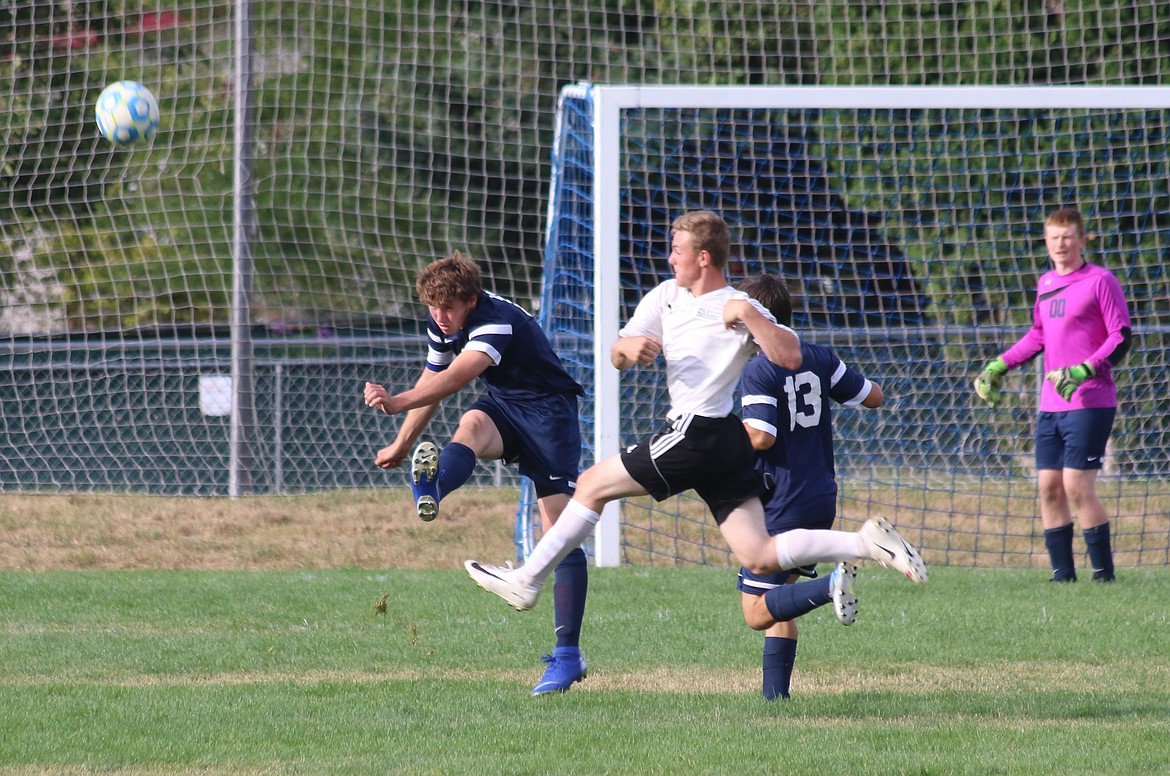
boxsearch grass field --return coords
[2,492,1168,775]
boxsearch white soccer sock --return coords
[519,499,600,586]
[773,529,865,571]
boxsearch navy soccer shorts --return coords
[738,507,834,595]
[470,392,581,497]
[1035,407,1116,471]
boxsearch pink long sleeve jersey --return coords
[1000,262,1131,412]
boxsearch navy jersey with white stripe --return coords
[740,341,871,527]
[425,291,584,401]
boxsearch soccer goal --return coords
[516,83,1170,570]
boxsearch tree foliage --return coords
[2,0,1169,333]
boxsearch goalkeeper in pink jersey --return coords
[974,208,1132,582]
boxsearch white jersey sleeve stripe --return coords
[427,346,455,368]
[745,417,778,437]
[469,323,513,339]
[464,340,503,365]
[742,393,778,408]
[840,378,873,408]
[828,359,848,388]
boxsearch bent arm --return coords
[379,402,443,467]
[392,350,494,412]
[1092,326,1133,371]
[611,335,662,370]
[1088,275,1133,370]
[744,424,776,451]
[736,302,802,370]
[861,381,884,409]
[1001,297,1046,369]
[368,354,493,469]
[367,368,447,469]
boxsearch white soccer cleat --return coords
[830,562,858,626]
[859,516,928,583]
[465,559,543,611]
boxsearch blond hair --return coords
[671,210,730,268]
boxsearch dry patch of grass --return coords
[0,489,520,572]
[5,477,1169,572]
[618,476,1170,569]
[2,661,1165,700]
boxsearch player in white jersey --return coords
[466,211,927,630]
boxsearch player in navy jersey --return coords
[363,252,590,694]
[466,211,926,628]
[973,208,1132,582]
[735,272,885,700]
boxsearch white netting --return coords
[526,85,1170,568]
[0,3,1167,575]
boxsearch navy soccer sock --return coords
[1044,523,1077,581]
[762,576,832,622]
[553,547,588,649]
[435,442,477,502]
[762,636,797,701]
[1083,523,1115,581]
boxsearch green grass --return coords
[2,567,1168,775]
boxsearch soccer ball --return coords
[95,81,160,146]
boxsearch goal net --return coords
[519,83,1170,570]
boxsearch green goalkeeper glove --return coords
[1046,362,1096,401]
[973,357,1008,407]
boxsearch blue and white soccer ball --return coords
[95,81,160,146]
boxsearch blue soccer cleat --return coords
[410,441,440,521]
[531,647,587,696]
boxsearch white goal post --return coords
[560,84,1170,568]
